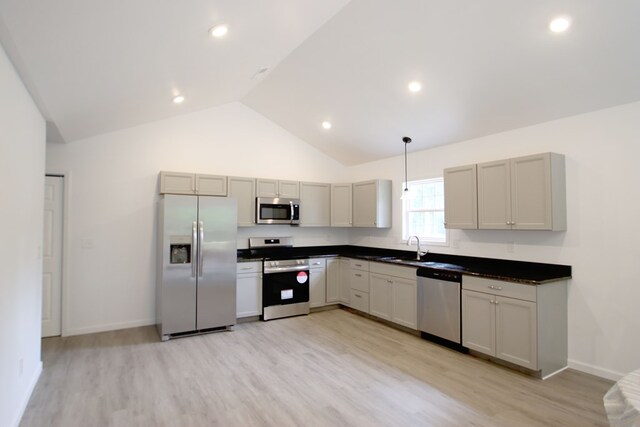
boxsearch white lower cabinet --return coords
[339,258,351,305]
[390,276,417,329]
[326,258,341,303]
[236,262,262,318]
[309,258,327,308]
[462,276,567,377]
[348,259,370,313]
[369,274,392,320]
[350,289,369,312]
[369,262,417,329]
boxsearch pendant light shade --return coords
[402,136,412,199]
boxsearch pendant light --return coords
[402,136,412,199]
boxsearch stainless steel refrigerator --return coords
[156,194,237,341]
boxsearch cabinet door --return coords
[392,277,417,329]
[160,171,195,195]
[352,180,377,227]
[369,274,392,320]
[510,153,552,230]
[462,290,495,356]
[495,296,537,370]
[352,180,391,228]
[278,180,300,198]
[256,179,278,197]
[331,183,352,227]
[300,182,331,226]
[339,259,351,304]
[196,174,227,196]
[443,165,478,229]
[477,160,511,229]
[228,177,256,227]
[236,273,262,318]
[310,266,327,308]
[326,259,340,303]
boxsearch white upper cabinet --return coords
[331,183,352,227]
[160,171,227,196]
[444,164,478,229]
[352,179,392,228]
[256,179,300,198]
[300,182,331,227]
[227,176,256,227]
[478,153,566,230]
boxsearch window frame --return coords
[401,176,448,246]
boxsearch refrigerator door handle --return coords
[191,221,197,278]
[198,221,204,277]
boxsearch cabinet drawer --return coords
[463,276,536,302]
[350,270,369,292]
[350,290,369,313]
[309,258,327,270]
[349,259,369,271]
[237,261,261,274]
[369,262,417,280]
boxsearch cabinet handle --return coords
[495,286,503,290]
[241,267,253,271]
[312,262,321,265]
[355,273,362,277]
[355,263,362,267]
[354,294,362,298]
[387,279,393,284]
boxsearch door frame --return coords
[45,171,71,337]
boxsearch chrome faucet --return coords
[406,235,427,260]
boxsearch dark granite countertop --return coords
[237,245,571,285]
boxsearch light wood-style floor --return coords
[21,308,612,427]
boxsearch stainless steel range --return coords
[248,237,310,321]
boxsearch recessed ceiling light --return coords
[549,16,571,33]
[172,95,185,104]
[209,24,228,38]
[408,81,422,93]
[321,121,332,130]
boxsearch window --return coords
[402,177,447,244]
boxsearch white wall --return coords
[0,43,46,427]
[348,101,640,380]
[46,102,350,336]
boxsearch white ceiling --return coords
[1,0,640,165]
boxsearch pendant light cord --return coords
[404,140,408,191]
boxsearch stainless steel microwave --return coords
[256,197,300,225]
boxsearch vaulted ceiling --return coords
[1,0,639,165]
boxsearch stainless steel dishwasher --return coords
[417,268,466,352]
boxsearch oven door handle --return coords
[264,266,310,274]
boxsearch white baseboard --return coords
[12,361,42,427]
[568,359,624,381]
[63,318,155,337]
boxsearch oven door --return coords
[263,270,310,307]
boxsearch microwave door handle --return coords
[198,221,204,277]
[191,221,197,278]
[290,201,294,222]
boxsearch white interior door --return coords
[42,175,63,337]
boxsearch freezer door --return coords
[197,196,237,330]
[160,195,198,335]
